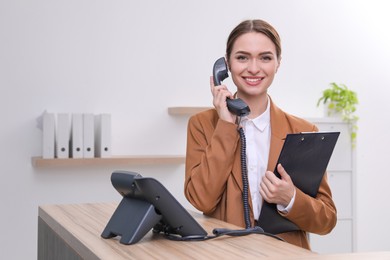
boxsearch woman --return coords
[184,19,337,250]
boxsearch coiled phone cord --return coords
[238,125,251,229]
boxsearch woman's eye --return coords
[260,55,273,62]
[236,55,248,61]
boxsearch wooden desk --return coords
[38,202,315,259]
[38,203,390,259]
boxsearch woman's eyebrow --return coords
[234,50,275,56]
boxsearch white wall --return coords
[1,0,390,259]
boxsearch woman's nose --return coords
[247,59,260,74]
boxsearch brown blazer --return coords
[184,98,337,250]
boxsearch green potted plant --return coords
[317,82,359,145]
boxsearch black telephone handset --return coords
[213,57,250,117]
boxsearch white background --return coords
[1,0,389,258]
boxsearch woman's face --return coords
[228,32,280,99]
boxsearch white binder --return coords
[83,113,95,158]
[42,112,55,159]
[95,114,111,158]
[56,113,70,158]
[70,113,83,158]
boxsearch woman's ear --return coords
[225,55,231,71]
[276,56,282,73]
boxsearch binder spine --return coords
[83,113,95,158]
[70,113,83,158]
[95,114,111,158]
[42,113,55,159]
[56,113,70,159]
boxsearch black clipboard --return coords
[257,131,340,234]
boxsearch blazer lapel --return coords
[267,97,292,171]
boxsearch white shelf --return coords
[32,155,185,167]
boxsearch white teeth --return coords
[246,78,261,82]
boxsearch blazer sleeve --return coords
[280,165,337,235]
[184,113,240,213]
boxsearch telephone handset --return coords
[212,57,250,117]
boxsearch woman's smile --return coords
[243,76,264,86]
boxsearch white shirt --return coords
[240,98,295,220]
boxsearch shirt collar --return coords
[242,96,271,132]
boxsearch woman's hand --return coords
[210,76,236,123]
[260,163,295,207]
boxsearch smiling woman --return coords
[184,19,337,251]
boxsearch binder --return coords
[56,113,70,158]
[257,132,340,234]
[95,114,111,158]
[83,113,95,158]
[70,113,83,158]
[42,112,55,159]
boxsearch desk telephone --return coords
[212,57,250,117]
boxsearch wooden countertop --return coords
[39,202,390,259]
[38,202,314,259]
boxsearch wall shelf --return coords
[168,107,212,116]
[32,155,185,167]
